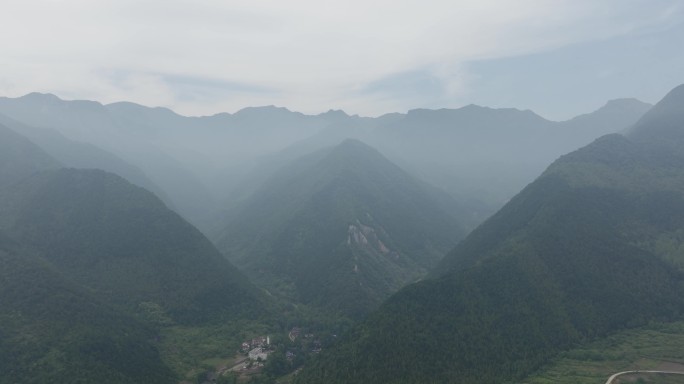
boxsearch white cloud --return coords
[0,0,682,116]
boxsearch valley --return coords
[292,85,684,383]
[3,3,684,383]
[1,83,683,384]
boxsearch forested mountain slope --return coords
[0,125,270,382]
[0,235,175,384]
[294,86,684,384]
[0,168,266,324]
[216,139,466,318]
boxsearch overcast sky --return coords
[1,0,683,120]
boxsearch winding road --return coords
[605,370,684,384]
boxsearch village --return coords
[199,327,327,383]
[239,335,272,368]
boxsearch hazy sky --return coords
[2,0,683,120]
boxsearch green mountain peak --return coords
[216,139,466,318]
[295,84,684,384]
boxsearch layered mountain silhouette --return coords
[0,168,265,323]
[0,112,171,205]
[0,122,59,189]
[294,87,684,384]
[216,139,467,318]
[0,88,658,382]
[0,123,269,382]
[0,93,649,234]
[0,94,218,228]
[295,98,651,211]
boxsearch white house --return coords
[248,347,268,361]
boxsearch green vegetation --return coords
[1,86,682,384]
[525,321,684,383]
[0,241,175,384]
[216,139,466,318]
[294,86,684,383]
[158,320,272,380]
[0,147,273,382]
[0,168,268,325]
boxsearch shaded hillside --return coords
[0,168,265,324]
[0,126,272,381]
[294,87,684,384]
[0,236,175,384]
[216,139,466,318]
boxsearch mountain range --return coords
[278,98,651,212]
[0,122,269,382]
[0,86,666,383]
[294,86,684,384]
[0,93,650,233]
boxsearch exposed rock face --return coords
[217,139,465,318]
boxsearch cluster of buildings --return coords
[248,347,269,361]
[240,335,271,361]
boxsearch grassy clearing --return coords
[524,322,684,384]
[157,320,272,381]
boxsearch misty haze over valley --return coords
[1,1,684,383]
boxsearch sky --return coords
[1,0,683,120]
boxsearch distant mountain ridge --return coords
[0,122,60,189]
[294,87,684,384]
[267,97,652,217]
[0,88,661,383]
[0,93,650,233]
[0,93,220,228]
[629,84,684,147]
[0,112,172,205]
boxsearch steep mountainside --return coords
[294,87,684,384]
[0,125,271,382]
[0,168,265,324]
[0,235,175,384]
[216,139,466,318]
